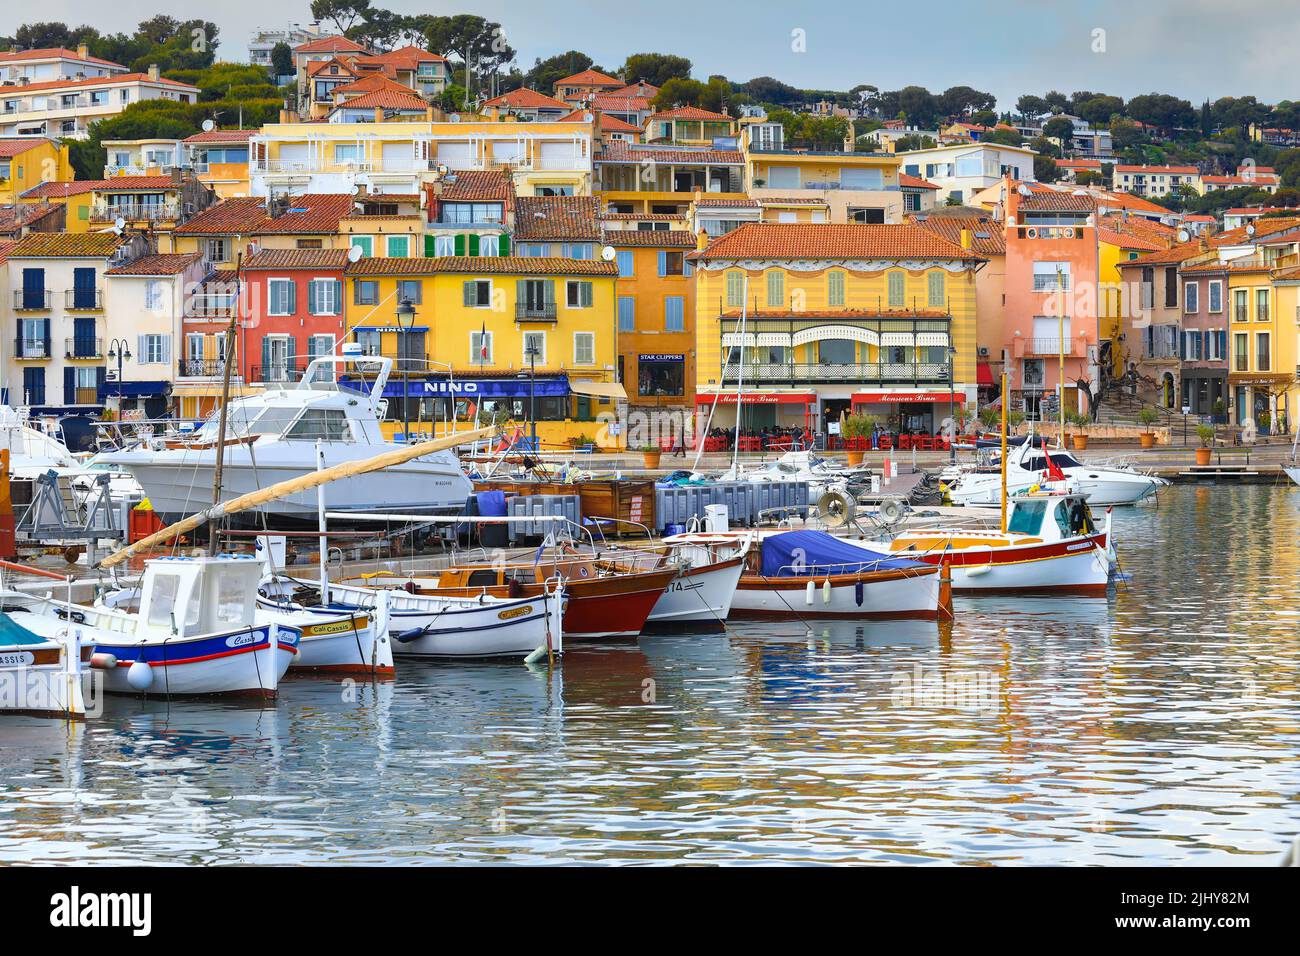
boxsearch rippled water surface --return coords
[2,485,1298,865]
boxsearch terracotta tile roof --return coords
[1181,257,1271,273]
[175,194,355,236]
[331,88,429,112]
[0,47,125,69]
[907,214,1005,256]
[899,173,940,190]
[1017,191,1096,212]
[601,213,686,221]
[344,256,618,276]
[181,128,257,144]
[330,73,412,98]
[1203,174,1280,186]
[607,81,659,98]
[105,252,202,276]
[0,201,61,233]
[695,223,984,261]
[307,57,359,78]
[1122,243,1208,267]
[554,69,622,88]
[242,249,351,270]
[7,233,123,257]
[1098,228,1164,251]
[602,229,695,247]
[0,72,196,95]
[1055,158,1103,169]
[590,94,651,112]
[1211,217,1300,245]
[513,196,600,240]
[694,197,758,208]
[1183,214,1215,222]
[0,240,16,265]
[596,142,743,165]
[21,176,176,199]
[437,170,515,203]
[1095,213,1179,247]
[0,137,58,157]
[481,88,570,111]
[367,45,446,68]
[648,106,733,122]
[294,36,369,55]
[557,108,640,133]
[759,197,830,206]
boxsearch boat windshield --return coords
[195,404,300,441]
[1056,498,1095,536]
[1007,500,1047,535]
[1022,453,1083,471]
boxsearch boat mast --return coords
[208,251,242,556]
[1057,265,1066,449]
[1000,371,1008,534]
[729,276,750,478]
[315,441,329,605]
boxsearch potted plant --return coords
[1211,398,1227,425]
[979,406,1001,435]
[1068,411,1090,450]
[1137,406,1160,449]
[841,413,874,465]
[1195,423,1215,465]
[1257,410,1271,435]
[1007,409,1026,432]
[640,443,662,469]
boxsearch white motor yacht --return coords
[97,350,474,524]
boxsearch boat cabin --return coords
[137,555,262,637]
[1006,491,1097,539]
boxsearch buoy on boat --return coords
[127,659,154,691]
[822,578,832,604]
[805,580,815,605]
[90,652,118,670]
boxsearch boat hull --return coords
[865,532,1112,594]
[645,556,745,628]
[948,470,1161,507]
[257,602,394,676]
[731,565,944,619]
[323,585,562,660]
[0,641,90,718]
[1285,465,1300,487]
[94,625,299,699]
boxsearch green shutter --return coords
[766,271,784,308]
[726,270,742,308]
[454,234,465,256]
[464,281,474,306]
[467,233,480,256]
[828,270,845,307]
[888,271,904,308]
[543,280,555,305]
[424,234,436,257]
[927,270,944,308]
[498,234,510,256]
[581,282,592,308]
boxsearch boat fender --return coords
[90,652,117,670]
[391,627,427,644]
[524,644,547,665]
[805,580,815,605]
[855,579,864,607]
[822,578,832,604]
[965,565,992,577]
[126,659,154,691]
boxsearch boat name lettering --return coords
[497,605,533,620]
[225,632,262,649]
[303,619,365,637]
[0,651,35,668]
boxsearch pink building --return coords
[1002,185,1100,421]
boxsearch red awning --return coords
[976,361,994,386]
[697,392,815,405]
[851,391,959,404]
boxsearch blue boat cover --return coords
[760,530,930,577]
[476,490,508,517]
[0,612,49,646]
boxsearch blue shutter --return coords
[665,296,684,331]
[261,337,271,379]
[64,367,75,405]
[616,250,634,276]
[657,251,667,277]
[618,296,635,332]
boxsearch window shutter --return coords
[766,271,784,307]
[498,234,510,256]
[454,234,465,256]
[286,336,297,370]
[262,337,271,375]
[580,282,592,308]
[424,234,436,257]
[888,271,904,307]
[96,366,106,389]
[658,251,667,277]
[467,233,480,256]
[41,318,50,354]
[516,279,526,306]
[63,367,75,403]
[160,336,170,364]
[284,282,295,315]
[464,281,474,306]
[927,271,944,308]
[543,280,555,306]
[726,271,742,307]
[138,334,146,362]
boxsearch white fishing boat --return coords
[604,533,751,628]
[96,349,474,524]
[15,555,299,699]
[318,579,565,660]
[944,434,1167,506]
[254,597,394,676]
[0,561,91,718]
[717,450,861,499]
[856,489,1114,594]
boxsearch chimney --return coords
[960,228,972,250]
[147,63,159,81]
[696,228,708,251]
[76,44,89,59]
[374,107,384,123]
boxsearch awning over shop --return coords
[697,392,815,405]
[852,390,960,404]
[569,380,627,400]
[977,361,994,386]
[170,384,263,398]
[98,380,169,399]
[793,325,878,347]
[341,375,571,399]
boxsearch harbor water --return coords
[2,484,1297,865]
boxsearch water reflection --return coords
[1,486,1297,864]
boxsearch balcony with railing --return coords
[253,364,304,384]
[516,302,558,321]
[13,290,51,311]
[185,290,240,319]
[178,359,232,379]
[1015,336,1089,358]
[64,289,103,311]
[65,337,103,359]
[90,202,180,222]
[721,361,953,387]
[13,337,51,359]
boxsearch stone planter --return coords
[845,450,865,466]
[1139,432,1156,449]
[1071,434,1088,451]
[1195,447,1212,465]
[642,450,662,469]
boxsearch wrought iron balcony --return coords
[65,337,103,359]
[64,289,103,310]
[13,290,51,311]
[720,361,953,386]
[179,359,231,378]
[253,364,304,384]
[516,302,557,321]
[13,338,51,359]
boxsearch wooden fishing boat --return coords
[703,530,949,620]
[859,489,1113,594]
[256,599,395,676]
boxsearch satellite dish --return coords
[600,245,616,261]
[113,217,126,235]
[1017,183,1032,196]
[1177,228,1190,243]
[1246,222,1256,236]
[583,112,593,123]
[448,113,461,123]
[347,244,363,263]
[202,119,215,132]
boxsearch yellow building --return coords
[1217,259,1294,429]
[0,137,73,203]
[691,222,983,439]
[181,129,254,198]
[602,223,697,409]
[18,176,192,234]
[1266,265,1300,434]
[342,256,624,447]
[596,141,747,217]
[645,107,737,145]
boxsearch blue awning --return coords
[340,375,570,399]
[99,380,169,399]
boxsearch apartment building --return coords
[0,65,199,139]
[0,137,72,203]
[481,88,572,122]
[249,23,327,71]
[897,143,1037,206]
[0,46,126,85]
[1111,165,1200,198]
[239,249,349,386]
[553,69,624,106]
[181,128,255,198]
[646,107,737,146]
[596,141,746,218]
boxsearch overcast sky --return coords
[10,1,1299,108]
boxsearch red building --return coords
[239,249,349,385]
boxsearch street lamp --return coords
[395,297,417,442]
[524,342,538,450]
[947,344,958,464]
[107,338,132,409]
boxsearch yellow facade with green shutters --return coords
[0,139,73,204]
[342,257,624,446]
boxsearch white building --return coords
[896,142,1037,206]
[249,23,325,71]
[0,66,199,140]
